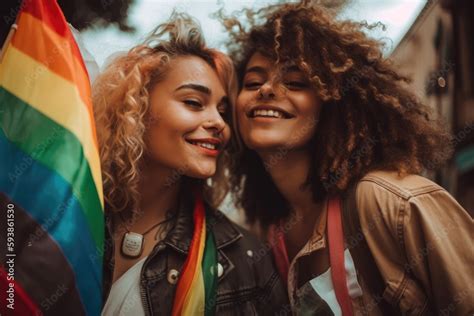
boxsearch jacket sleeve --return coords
[402,189,474,315]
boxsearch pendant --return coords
[121,232,144,258]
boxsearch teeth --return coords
[253,109,284,118]
[194,142,216,150]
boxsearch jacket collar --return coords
[164,193,242,254]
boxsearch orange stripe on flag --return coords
[22,0,89,76]
[12,12,99,150]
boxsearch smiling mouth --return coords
[185,139,221,151]
[247,107,294,119]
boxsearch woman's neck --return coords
[127,159,182,230]
[259,149,317,218]
[260,149,323,258]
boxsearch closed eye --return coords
[184,100,203,108]
[243,82,263,90]
[284,81,308,89]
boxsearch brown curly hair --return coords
[93,13,237,215]
[220,1,453,227]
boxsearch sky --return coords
[80,0,427,67]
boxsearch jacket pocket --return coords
[215,300,258,315]
[215,286,259,314]
[383,274,429,315]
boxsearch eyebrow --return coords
[284,65,302,73]
[245,65,303,75]
[176,83,228,106]
[175,83,211,95]
[244,66,267,75]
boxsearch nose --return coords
[203,108,226,136]
[258,82,276,99]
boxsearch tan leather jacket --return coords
[284,170,474,315]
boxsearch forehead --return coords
[163,55,226,94]
[245,52,302,74]
[245,52,273,71]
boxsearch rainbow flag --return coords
[0,0,103,315]
[172,193,217,316]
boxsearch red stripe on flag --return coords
[0,265,41,315]
[21,0,89,78]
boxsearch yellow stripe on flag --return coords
[0,46,103,206]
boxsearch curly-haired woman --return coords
[94,14,288,315]
[222,2,474,315]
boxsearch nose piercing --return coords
[205,120,224,134]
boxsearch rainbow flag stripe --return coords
[0,0,103,315]
[172,193,217,316]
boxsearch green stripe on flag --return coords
[0,86,104,251]
[202,214,217,316]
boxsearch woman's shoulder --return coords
[356,169,444,201]
[350,170,469,233]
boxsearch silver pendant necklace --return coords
[119,212,175,258]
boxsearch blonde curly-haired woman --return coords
[93,14,288,316]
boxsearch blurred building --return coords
[390,0,474,215]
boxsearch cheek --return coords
[236,91,251,113]
[145,123,216,178]
[221,125,231,145]
[292,93,321,116]
[287,96,320,147]
[285,118,317,148]
[235,95,249,134]
[144,112,223,179]
[145,123,182,161]
[144,109,194,166]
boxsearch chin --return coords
[187,164,216,179]
[244,135,287,152]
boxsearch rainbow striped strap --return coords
[171,192,218,316]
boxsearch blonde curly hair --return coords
[93,13,237,214]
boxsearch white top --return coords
[308,249,363,316]
[102,256,148,316]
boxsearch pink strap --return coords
[268,224,290,285]
[327,197,354,316]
